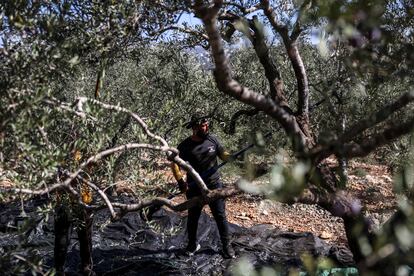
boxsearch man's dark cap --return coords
[183,113,210,129]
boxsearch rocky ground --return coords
[228,160,397,247]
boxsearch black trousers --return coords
[186,181,230,247]
[54,204,93,275]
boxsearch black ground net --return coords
[0,196,354,275]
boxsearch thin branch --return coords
[37,126,52,150]
[290,0,312,41]
[228,108,260,134]
[63,143,176,188]
[12,254,47,276]
[112,185,241,215]
[76,97,170,147]
[311,90,414,159]
[341,116,414,158]
[108,116,131,149]
[150,25,209,41]
[222,1,260,15]
[340,90,414,143]
[43,98,97,121]
[67,171,117,219]
[1,182,68,195]
[2,143,180,199]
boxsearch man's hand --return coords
[178,178,188,193]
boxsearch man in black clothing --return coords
[171,114,235,259]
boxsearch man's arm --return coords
[213,135,232,161]
[171,163,188,192]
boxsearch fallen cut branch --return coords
[112,184,242,218]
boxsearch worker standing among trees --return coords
[171,113,236,259]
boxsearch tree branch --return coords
[260,0,289,36]
[193,1,308,152]
[43,98,97,121]
[76,97,170,148]
[217,12,288,107]
[150,25,209,41]
[222,1,260,15]
[311,90,414,160]
[4,97,213,201]
[68,171,117,219]
[112,185,241,216]
[228,108,260,134]
[63,143,176,188]
[168,153,210,195]
[260,0,310,129]
[340,90,414,143]
[290,0,312,41]
[1,183,67,196]
[341,116,414,158]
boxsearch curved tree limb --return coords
[193,0,308,152]
[63,143,176,188]
[67,171,117,219]
[260,0,311,130]
[340,90,414,143]
[76,97,170,147]
[341,116,414,158]
[228,108,260,134]
[112,185,241,216]
[222,1,261,15]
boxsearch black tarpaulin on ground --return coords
[0,196,354,275]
